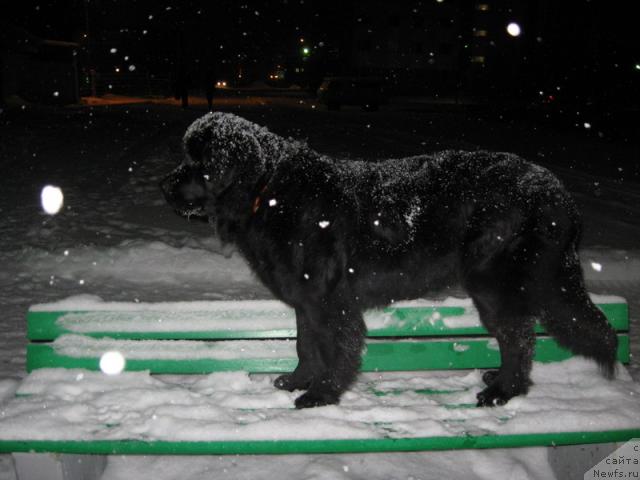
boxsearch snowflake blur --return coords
[40,185,64,215]
[99,351,126,375]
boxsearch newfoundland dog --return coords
[161,112,617,409]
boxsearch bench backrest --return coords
[25,297,629,374]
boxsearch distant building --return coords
[348,0,543,101]
[351,0,466,95]
[0,23,79,105]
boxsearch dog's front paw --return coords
[476,384,511,407]
[274,373,310,392]
[294,390,339,409]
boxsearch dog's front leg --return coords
[274,307,323,392]
[291,301,366,409]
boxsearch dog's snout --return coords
[161,164,210,221]
[179,178,206,202]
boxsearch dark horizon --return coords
[3,0,638,108]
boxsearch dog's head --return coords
[161,112,268,220]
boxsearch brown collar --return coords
[252,184,269,214]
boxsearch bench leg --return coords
[12,453,107,480]
[547,442,621,480]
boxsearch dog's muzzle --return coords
[160,166,209,219]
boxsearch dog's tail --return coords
[540,247,618,378]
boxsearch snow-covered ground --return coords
[0,100,638,479]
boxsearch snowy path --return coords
[0,102,638,479]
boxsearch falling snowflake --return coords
[100,351,126,375]
[41,185,64,214]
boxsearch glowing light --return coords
[110,48,117,54]
[41,185,64,215]
[591,262,603,272]
[100,351,126,375]
[268,198,277,207]
[584,122,592,129]
[318,220,330,229]
[506,22,521,37]
[128,65,136,72]
[302,47,310,55]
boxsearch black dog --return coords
[161,112,617,409]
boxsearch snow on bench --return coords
[0,295,638,480]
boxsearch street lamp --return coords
[506,22,521,37]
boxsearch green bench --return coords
[0,296,638,480]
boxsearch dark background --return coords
[2,0,638,107]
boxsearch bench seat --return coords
[0,295,638,479]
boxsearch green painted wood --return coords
[13,299,635,457]
[26,302,629,341]
[597,302,629,330]
[26,335,630,374]
[26,311,299,341]
[0,428,638,455]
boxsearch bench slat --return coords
[26,335,630,374]
[26,301,629,341]
[1,428,640,455]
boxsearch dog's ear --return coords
[184,113,263,168]
[211,128,263,168]
[183,113,266,194]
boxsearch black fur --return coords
[161,112,617,409]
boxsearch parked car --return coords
[317,77,387,111]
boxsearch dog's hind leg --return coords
[461,208,542,406]
[471,295,537,407]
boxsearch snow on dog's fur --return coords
[162,112,617,409]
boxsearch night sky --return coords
[4,0,640,107]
